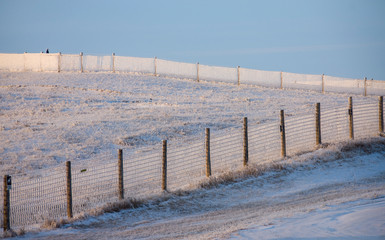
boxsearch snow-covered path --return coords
[16,140,385,240]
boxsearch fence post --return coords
[66,161,73,218]
[348,97,354,140]
[315,103,321,146]
[243,117,249,166]
[3,175,10,232]
[280,71,283,89]
[118,149,124,200]
[112,53,116,73]
[322,74,325,94]
[24,52,26,72]
[58,52,61,73]
[280,110,286,158]
[205,128,211,177]
[161,140,167,191]
[197,62,200,82]
[379,96,383,133]
[154,56,157,77]
[364,77,367,96]
[237,66,240,86]
[80,52,83,73]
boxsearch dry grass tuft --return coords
[1,228,25,238]
[41,218,69,230]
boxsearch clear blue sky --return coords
[1,0,385,80]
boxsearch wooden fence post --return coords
[237,66,240,86]
[80,52,83,73]
[66,161,73,218]
[118,149,124,200]
[24,52,26,72]
[40,52,43,72]
[112,53,116,73]
[280,71,283,89]
[322,74,325,94]
[280,110,286,158]
[58,52,61,73]
[154,56,157,76]
[197,62,200,82]
[379,96,383,133]
[3,175,10,232]
[161,140,167,191]
[315,103,321,146]
[243,117,249,166]
[348,97,354,140]
[364,77,367,96]
[205,128,211,177]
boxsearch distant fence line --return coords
[0,52,385,96]
[1,96,384,232]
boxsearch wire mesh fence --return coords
[1,97,384,232]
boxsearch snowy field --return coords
[1,71,384,239]
[0,71,375,177]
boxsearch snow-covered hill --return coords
[0,71,374,176]
[1,72,384,239]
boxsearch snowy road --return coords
[16,139,385,240]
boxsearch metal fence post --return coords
[280,110,286,158]
[205,128,211,177]
[162,140,167,191]
[3,175,10,232]
[66,161,73,218]
[379,96,384,133]
[243,117,249,166]
[315,103,321,146]
[348,97,354,140]
[364,77,367,96]
[118,149,124,200]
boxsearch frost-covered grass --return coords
[1,71,384,239]
[0,71,375,177]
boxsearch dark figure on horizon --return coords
[46,49,49,53]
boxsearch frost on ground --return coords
[11,139,385,240]
[1,72,384,239]
[0,72,375,177]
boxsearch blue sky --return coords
[1,0,385,79]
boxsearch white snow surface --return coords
[0,71,375,177]
[1,72,384,239]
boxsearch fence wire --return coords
[210,128,243,174]
[286,114,316,156]
[123,147,162,199]
[1,99,383,231]
[72,161,118,215]
[248,121,281,165]
[167,141,206,191]
[9,169,67,228]
[354,102,379,139]
[321,106,350,143]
